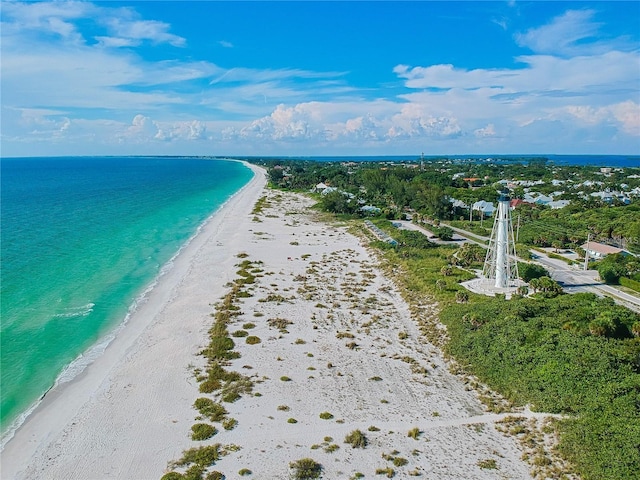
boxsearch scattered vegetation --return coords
[477,459,498,470]
[319,411,334,420]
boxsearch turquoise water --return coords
[0,157,253,435]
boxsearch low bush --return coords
[191,423,217,441]
[193,398,227,422]
[289,458,322,480]
[319,411,333,420]
[245,336,261,345]
[172,444,222,468]
[344,429,367,449]
[222,418,238,430]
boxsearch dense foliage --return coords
[256,158,640,256]
[440,294,640,479]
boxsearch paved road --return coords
[405,220,640,313]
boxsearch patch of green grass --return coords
[319,411,334,420]
[407,427,421,440]
[238,468,252,476]
[245,336,261,345]
[242,322,256,329]
[288,418,298,424]
[232,330,249,337]
[280,376,292,382]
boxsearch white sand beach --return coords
[1,164,541,479]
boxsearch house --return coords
[548,200,571,209]
[582,241,624,259]
[510,199,527,209]
[449,198,469,209]
[472,200,495,216]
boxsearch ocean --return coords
[0,157,253,440]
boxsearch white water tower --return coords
[482,193,519,288]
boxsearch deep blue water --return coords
[0,157,253,437]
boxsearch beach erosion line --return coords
[0,162,266,455]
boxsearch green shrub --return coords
[222,418,238,430]
[319,411,333,420]
[375,467,395,478]
[245,336,261,345]
[407,427,421,439]
[620,276,640,292]
[199,379,222,393]
[191,423,217,441]
[161,473,183,480]
[393,457,408,467]
[289,458,322,480]
[238,468,252,476]
[288,418,298,424]
[242,322,256,329]
[232,330,249,337]
[173,445,222,468]
[280,376,292,382]
[193,398,227,422]
[519,262,549,282]
[344,429,367,448]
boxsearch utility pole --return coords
[584,233,590,271]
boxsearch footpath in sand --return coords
[2,166,545,479]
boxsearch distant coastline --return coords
[3,154,638,168]
[228,154,640,168]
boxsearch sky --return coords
[1,1,639,157]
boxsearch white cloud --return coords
[474,124,497,138]
[515,9,602,56]
[1,2,637,156]
[218,40,233,48]
[101,18,186,47]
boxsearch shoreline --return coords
[0,162,267,478]
[2,168,539,479]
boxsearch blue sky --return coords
[1,1,639,157]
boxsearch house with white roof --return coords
[472,200,495,216]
